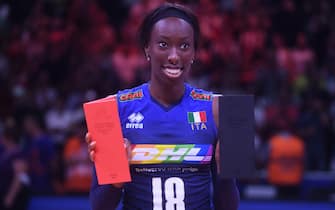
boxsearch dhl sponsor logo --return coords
[190,90,212,101]
[119,90,143,101]
[130,144,213,164]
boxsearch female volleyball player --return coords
[86,3,239,210]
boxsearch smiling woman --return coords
[139,3,199,108]
[86,3,239,210]
[147,17,194,80]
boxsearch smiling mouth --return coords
[163,67,183,78]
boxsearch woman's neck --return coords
[149,80,185,107]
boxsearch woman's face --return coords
[145,17,195,84]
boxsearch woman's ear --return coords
[144,47,150,61]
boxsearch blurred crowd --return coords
[0,0,334,201]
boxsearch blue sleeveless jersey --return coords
[117,83,218,210]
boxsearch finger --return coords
[88,141,96,162]
[124,138,132,160]
[124,138,130,148]
[89,150,95,162]
[85,132,91,143]
[89,141,96,150]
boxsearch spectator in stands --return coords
[297,93,330,171]
[63,121,91,194]
[22,114,58,194]
[45,96,75,145]
[291,32,315,81]
[0,118,30,210]
[267,119,305,200]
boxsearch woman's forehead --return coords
[150,17,194,39]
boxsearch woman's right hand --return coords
[85,132,130,188]
[85,132,96,162]
[85,132,132,162]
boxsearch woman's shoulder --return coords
[185,83,218,101]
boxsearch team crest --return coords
[187,111,207,130]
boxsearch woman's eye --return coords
[158,42,168,48]
[180,43,190,49]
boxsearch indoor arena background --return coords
[0,0,334,210]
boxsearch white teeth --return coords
[164,68,182,76]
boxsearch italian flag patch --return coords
[188,111,207,123]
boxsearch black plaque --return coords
[218,95,256,178]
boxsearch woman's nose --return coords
[168,48,180,64]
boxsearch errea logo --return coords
[126,112,144,129]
